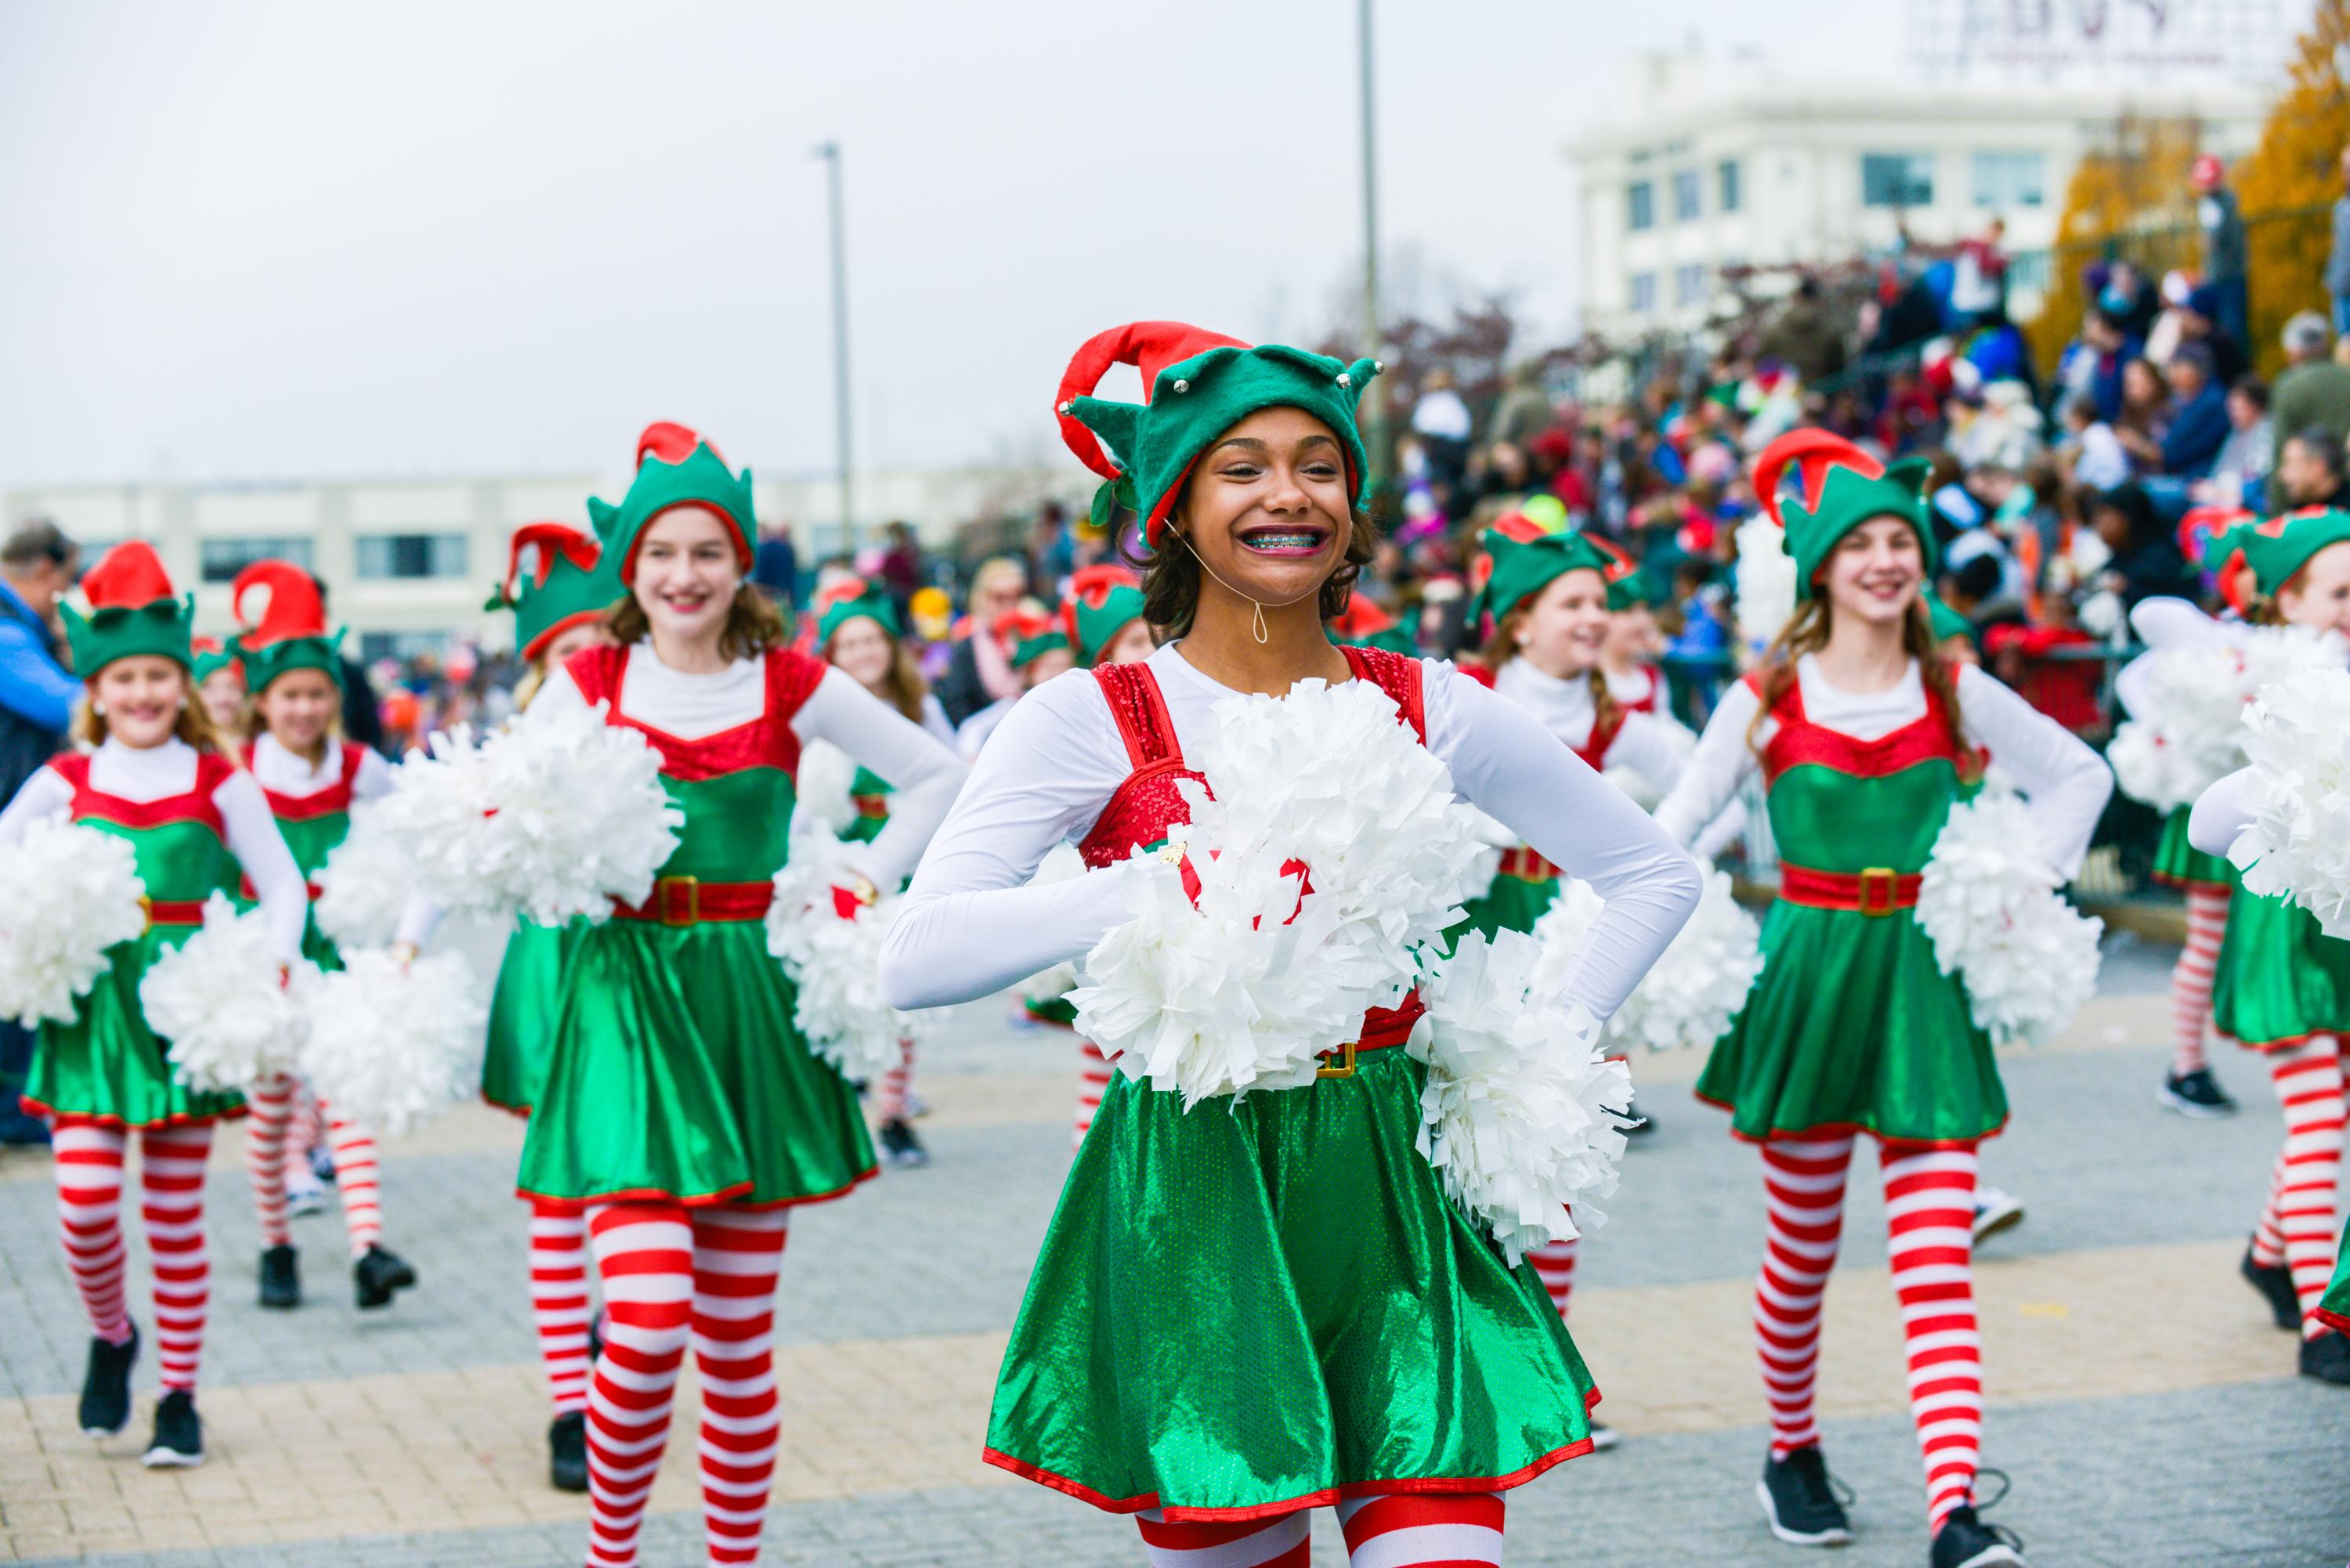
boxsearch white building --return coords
[1567,47,2273,337]
[2,463,1090,663]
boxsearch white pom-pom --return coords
[139,895,314,1091]
[1528,878,1607,999]
[2229,665,2350,938]
[365,726,508,912]
[2103,629,2340,812]
[1734,515,1796,658]
[1413,928,1633,1263]
[1068,679,1484,1106]
[1606,869,1764,1053]
[0,818,146,1026]
[1916,792,2103,1047]
[1460,807,1515,904]
[793,739,860,836]
[765,829,917,1082]
[313,804,413,949]
[300,952,488,1134]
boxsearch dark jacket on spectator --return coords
[339,654,384,753]
[0,576,74,804]
[2160,382,2230,478]
[2268,359,2350,508]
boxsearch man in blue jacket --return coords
[0,518,81,1144]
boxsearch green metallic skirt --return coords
[2152,809,2237,892]
[983,1046,1599,1519]
[2317,1220,2350,1337]
[1696,901,2005,1147]
[1449,871,1556,946]
[28,930,245,1129]
[483,919,580,1116]
[515,918,876,1208]
[2213,886,2350,1051]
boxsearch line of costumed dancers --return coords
[6,328,2344,1568]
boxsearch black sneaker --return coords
[1757,1445,1853,1546]
[141,1389,203,1468]
[548,1410,588,1492]
[2300,1329,2350,1385]
[79,1323,139,1437]
[2242,1245,2301,1331]
[309,1145,338,1184]
[1930,1505,2026,1566]
[1622,1094,1655,1138]
[2158,1069,2236,1118]
[353,1245,418,1310]
[258,1244,301,1309]
[877,1117,928,1169]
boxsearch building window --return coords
[356,533,468,580]
[1719,158,1742,212]
[200,537,313,584]
[1627,180,1654,232]
[1672,168,1701,222]
[1629,272,1658,313]
[1970,150,2044,208]
[359,630,451,665]
[1860,152,1935,208]
[1674,263,1708,306]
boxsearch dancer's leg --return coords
[688,1207,790,1566]
[1755,1134,1856,1456]
[139,1124,214,1393]
[321,1105,382,1256]
[1880,1141,1984,1535]
[1134,1509,1309,1566]
[2170,885,2229,1078]
[53,1118,132,1342]
[242,1075,294,1248]
[1075,1038,1111,1151]
[582,1202,692,1568]
[2265,1035,2347,1335]
[530,1199,594,1415]
[1336,1493,1504,1566]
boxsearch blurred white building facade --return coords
[2,464,1087,663]
[1568,47,2273,336]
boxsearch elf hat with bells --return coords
[231,561,346,695]
[2211,506,2350,609]
[1058,564,1147,665]
[1751,428,1936,601]
[190,636,240,686]
[63,541,195,675]
[1055,321,1381,545]
[1464,511,1626,641]
[588,421,758,582]
[815,576,900,647]
[486,521,624,663]
[996,606,1070,671]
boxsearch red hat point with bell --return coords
[1054,322,1248,483]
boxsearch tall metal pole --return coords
[817,141,855,558]
[1357,0,1386,484]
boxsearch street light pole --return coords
[1357,0,1386,485]
[816,141,855,559]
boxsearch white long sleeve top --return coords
[535,643,966,891]
[0,738,310,960]
[880,641,1704,1019]
[1653,656,2114,880]
[248,732,396,802]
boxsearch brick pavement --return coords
[2,942,2345,1566]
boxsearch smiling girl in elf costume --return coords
[190,638,245,758]
[2182,507,2350,1386]
[474,519,624,1493]
[0,543,309,1469]
[522,423,964,1568]
[812,575,957,1169]
[225,562,419,1317]
[1655,432,2110,1568]
[881,321,1701,1568]
[951,606,1073,758]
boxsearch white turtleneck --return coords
[248,732,396,802]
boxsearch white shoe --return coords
[1587,1420,1621,1451]
[286,1171,327,1217]
[1972,1185,2024,1244]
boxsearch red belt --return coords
[611,876,775,926]
[239,876,324,902]
[1777,864,1920,917]
[1496,846,1557,883]
[143,898,209,929]
[1319,991,1423,1078]
[851,794,889,821]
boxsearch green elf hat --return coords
[1054,321,1381,546]
[1465,512,1625,638]
[190,636,240,685]
[2212,506,2350,609]
[484,521,624,663]
[63,541,195,675]
[1327,594,1417,656]
[1752,428,1935,601]
[230,561,345,695]
[997,607,1070,670]
[814,575,900,647]
[1922,590,1974,644]
[1058,564,1147,664]
[587,421,757,583]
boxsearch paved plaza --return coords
[2,934,2345,1566]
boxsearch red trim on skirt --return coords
[2150,869,2236,892]
[514,1164,877,1212]
[2234,1029,2347,1054]
[977,1386,1602,1521]
[31,1100,247,1131]
[1692,1089,2007,1149]
[2316,1307,2350,1337]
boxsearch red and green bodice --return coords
[255,742,371,887]
[27,751,246,1128]
[842,764,892,846]
[1695,667,2007,1147]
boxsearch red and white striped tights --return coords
[2170,885,2231,1078]
[873,1037,916,1123]
[1136,1492,1504,1566]
[1075,1036,1111,1150]
[53,1117,212,1391]
[244,1075,382,1256]
[1526,1232,1579,1326]
[584,1201,790,1568]
[530,1199,593,1415]
[2247,1035,2345,1338]
[1755,1135,1985,1535]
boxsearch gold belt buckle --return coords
[1857,866,1898,919]
[657,875,700,927]
[1317,1041,1358,1079]
[138,894,154,932]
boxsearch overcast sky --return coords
[0,2,1907,491]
